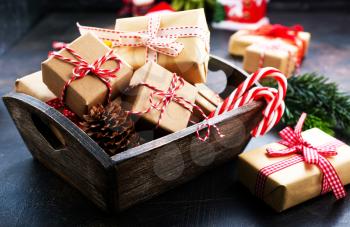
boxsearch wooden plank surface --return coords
[0,11,350,227]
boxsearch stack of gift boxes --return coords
[16,9,223,155]
[228,24,311,77]
[14,9,350,212]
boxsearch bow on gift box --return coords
[255,113,346,200]
[127,72,223,141]
[49,47,121,103]
[253,24,306,63]
[77,14,209,63]
[46,47,122,121]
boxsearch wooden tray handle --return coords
[3,92,116,210]
[208,55,253,98]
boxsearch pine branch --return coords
[262,73,350,135]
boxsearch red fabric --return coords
[255,113,346,200]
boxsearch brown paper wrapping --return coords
[243,41,298,77]
[15,71,66,145]
[42,32,133,117]
[114,9,210,84]
[127,62,197,132]
[238,128,350,212]
[191,83,223,121]
[228,30,311,56]
[15,71,56,102]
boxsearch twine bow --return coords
[264,113,346,199]
[77,15,209,63]
[50,47,121,103]
[117,15,184,62]
[253,24,306,61]
[127,73,222,141]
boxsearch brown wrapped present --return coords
[191,83,223,121]
[15,71,66,145]
[238,117,350,212]
[243,40,298,77]
[127,62,198,132]
[228,26,311,57]
[15,71,56,102]
[78,9,210,84]
[42,32,133,117]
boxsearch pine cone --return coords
[80,98,141,156]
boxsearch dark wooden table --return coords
[1,11,350,227]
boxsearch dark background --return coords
[1,0,350,55]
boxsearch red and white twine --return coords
[127,73,222,141]
[49,47,121,103]
[252,40,299,75]
[208,67,287,137]
[77,14,209,63]
[256,113,346,200]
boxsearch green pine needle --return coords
[262,73,350,136]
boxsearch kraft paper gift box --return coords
[191,83,223,121]
[228,29,311,56]
[15,71,56,102]
[243,40,298,77]
[42,32,133,118]
[127,62,198,132]
[15,71,66,145]
[238,128,350,212]
[114,9,210,84]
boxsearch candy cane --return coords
[208,67,287,137]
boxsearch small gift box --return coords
[127,61,198,132]
[243,40,298,77]
[42,32,133,117]
[15,71,56,102]
[78,9,210,84]
[228,24,311,57]
[238,114,349,212]
[192,83,223,121]
[15,71,66,145]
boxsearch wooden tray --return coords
[3,55,264,213]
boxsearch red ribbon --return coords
[255,113,346,200]
[127,73,222,141]
[50,47,121,104]
[253,24,306,64]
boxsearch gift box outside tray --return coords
[3,55,264,212]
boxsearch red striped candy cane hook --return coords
[208,67,288,137]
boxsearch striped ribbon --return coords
[49,47,121,104]
[255,113,346,200]
[208,67,287,138]
[77,14,210,63]
[253,40,299,75]
[127,73,222,141]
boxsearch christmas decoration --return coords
[263,73,350,136]
[117,0,155,17]
[42,33,133,117]
[146,2,175,15]
[78,9,210,84]
[243,39,299,77]
[238,113,349,212]
[80,98,141,156]
[207,67,287,138]
[126,62,198,133]
[192,83,223,121]
[212,0,270,31]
